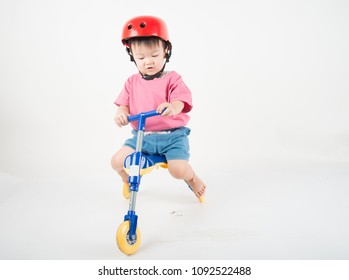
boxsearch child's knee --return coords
[110,154,118,171]
[168,161,190,179]
[111,146,135,171]
[111,153,123,171]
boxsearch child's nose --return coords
[144,57,154,64]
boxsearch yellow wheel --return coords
[116,221,141,255]
[122,182,130,199]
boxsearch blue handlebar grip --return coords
[127,109,166,131]
[127,114,140,123]
[127,109,163,123]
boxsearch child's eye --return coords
[137,57,144,60]
[152,55,159,57]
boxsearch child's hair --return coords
[127,36,167,51]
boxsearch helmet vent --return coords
[127,24,133,30]
[140,22,146,28]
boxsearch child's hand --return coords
[157,101,184,116]
[114,107,130,127]
[157,102,174,116]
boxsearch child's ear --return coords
[164,43,172,62]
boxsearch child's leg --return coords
[111,146,135,183]
[167,159,206,198]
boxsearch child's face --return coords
[130,41,166,76]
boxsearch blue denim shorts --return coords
[124,127,191,161]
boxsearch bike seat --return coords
[124,154,167,176]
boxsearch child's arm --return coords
[156,100,184,116]
[114,105,130,127]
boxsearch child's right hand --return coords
[114,108,130,127]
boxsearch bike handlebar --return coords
[127,109,163,131]
[127,110,160,123]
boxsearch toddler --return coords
[111,15,206,201]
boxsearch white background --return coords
[1,0,349,264]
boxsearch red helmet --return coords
[121,15,172,63]
[121,15,170,45]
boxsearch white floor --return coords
[1,160,349,260]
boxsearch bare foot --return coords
[185,173,206,202]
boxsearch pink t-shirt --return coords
[114,71,193,131]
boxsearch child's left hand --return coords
[157,101,184,116]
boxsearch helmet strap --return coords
[125,47,134,61]
[140,62,167,80]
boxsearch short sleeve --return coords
[114,78,131,107]
[168,73,193,113]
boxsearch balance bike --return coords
[116,110,203,255]
[116,110,167,255]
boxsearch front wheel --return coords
[116,221,141,255]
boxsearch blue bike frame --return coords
[123,110,162,243]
